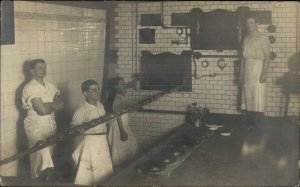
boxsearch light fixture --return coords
[193,51,202,59]
[217,58,227,71]
[269,35,276,44]
[270,52,277,60]
[267,25,276,33]
[176,28,183,35]
[201,60,209,68]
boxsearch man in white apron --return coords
[240,15,270,130]
[107,77,138,167]
[22,59,64,180]
[71,80,113,186]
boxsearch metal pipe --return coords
[200,55,241,58]
[296,2,299,53]
[135,2,139,89]
[0,85,183,166]
[161,1,186,29]
[131,1,134,80]
[138,109,187,115]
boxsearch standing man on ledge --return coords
[240,15,271,129]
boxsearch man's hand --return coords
[120,132,128,141]
[117,117,128,141]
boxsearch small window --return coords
[139,28,155,44]
[0,1,15,45]
[140,14,161,26]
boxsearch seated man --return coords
[71,80,113,186]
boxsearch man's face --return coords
[246,18,258,33]
[116,80,127,95]
[85,84,100,101]
[31,63,46,78]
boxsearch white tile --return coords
[5,165,18,177]
[2,106,13,119]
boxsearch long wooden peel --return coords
[0,86,182,166]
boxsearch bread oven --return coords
[140,50,192,91]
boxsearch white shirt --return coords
[22,79,59,131]
[71,101,113,186]
[71,101,107,134]
[22,79,60,178]
[243,33,269,60]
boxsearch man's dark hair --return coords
[111,77,124,88]
[29,59,46,70]
[106,76,125,112]
[81,79,99,93]
[246,14,259,23]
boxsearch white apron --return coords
[71,101,113,186]
[22,79,59,178]
[241,59,266,112]
[25,125,56,178]
[72,135,113,186]
[108,113,138,166]
[241,33,269,113]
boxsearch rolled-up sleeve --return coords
[71,108,85,127]
[22,85,42,109]
[48,82,60,96]
[261,35,270,57]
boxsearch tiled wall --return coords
[114,2,299,148]
[0,1,106,176]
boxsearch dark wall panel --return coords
[140,51,192,91]
[0,0,15,45]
